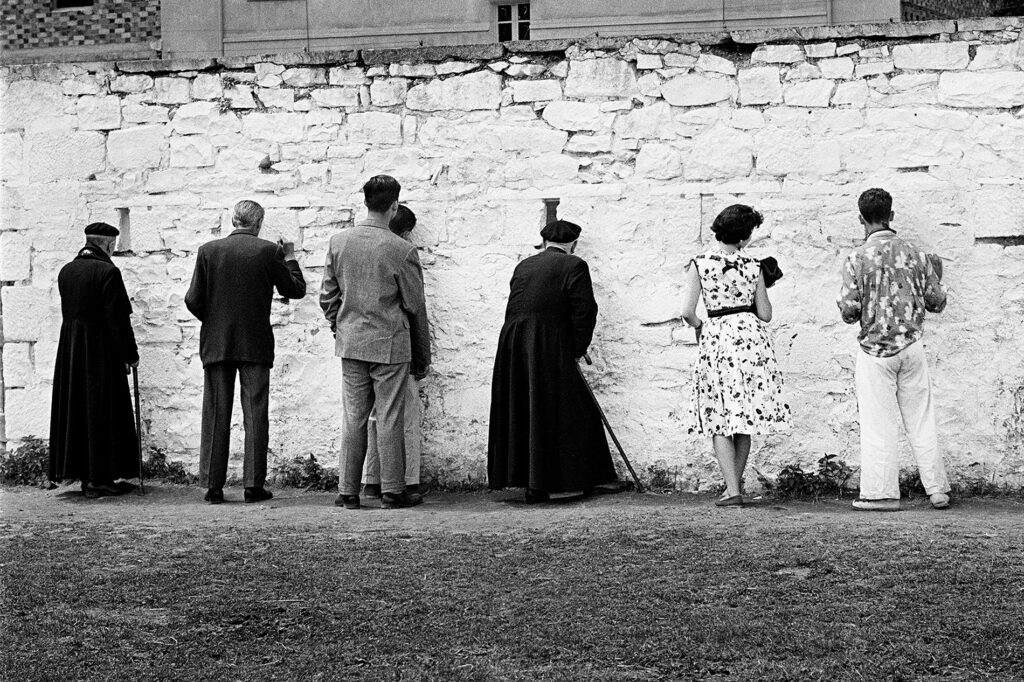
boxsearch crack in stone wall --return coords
[2,18,1024,488]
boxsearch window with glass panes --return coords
[497,3,530,42]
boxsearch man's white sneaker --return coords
[852,498,901,512]
[929,492,951,509]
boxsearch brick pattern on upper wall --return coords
[0,0,160,52]
[902,0,1023,21]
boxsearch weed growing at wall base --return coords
[142,448,198,485]
[269,454,339,491]
[758,454,854,500]
[0,437,49,487]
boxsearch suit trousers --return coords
[855,342,950,500]
[363,375,421,486]
[340,358,410,495]
[199,361,270,489]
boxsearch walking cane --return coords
[578,355,644,493]
[132,366,146,495]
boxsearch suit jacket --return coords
[185,229,306,367]
[319,219,431,370]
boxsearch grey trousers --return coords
[363,375,421,486]
[340,358,409,496]
[199,361,270,489]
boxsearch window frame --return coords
[495,1,530,42]
[52,0,94,10]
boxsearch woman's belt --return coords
[707,304,756,318]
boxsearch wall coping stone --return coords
[2,17,1021,71]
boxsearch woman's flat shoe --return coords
[714,494,744,507]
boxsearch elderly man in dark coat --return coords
[488,220,625,503]
[185,199,306,504]
[49,222,140,498]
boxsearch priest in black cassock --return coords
[487,219,625,503]
[49,222,140,498]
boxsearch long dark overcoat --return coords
[49,247,139,483]
[487,247,616,493]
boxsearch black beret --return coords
[539,219,582,243]
[84,222,119,237]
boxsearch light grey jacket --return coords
[319,219,431,370]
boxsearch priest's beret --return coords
[539,219,582,243]
[84,222,119,236]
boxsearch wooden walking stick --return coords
[578,355,644,493]
[132,366,145,495]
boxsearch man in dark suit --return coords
[49,222,140,498]
[488,220,624,503]
[185,199,306,504]
[320,176,431,510]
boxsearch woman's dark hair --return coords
[711,204,763,245]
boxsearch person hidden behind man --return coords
[682,205,791,507]
[49,222,141,498]
[837,188,951,512]
[488,219,626,504]
[321,176,432,511]
[185,199,307,504]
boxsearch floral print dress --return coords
[687,251,791,436]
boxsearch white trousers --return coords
[362,376,421,486]
[855,342,950,499]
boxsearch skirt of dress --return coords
[687,313,791,436]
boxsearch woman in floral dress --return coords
[681,205,790,506]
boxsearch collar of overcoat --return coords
[75,246,114,264]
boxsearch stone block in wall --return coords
[390,64,436,78]
[369,79,409,107]
[783,79,835,108]
[938,72,1024,109]
[258,88,295,109]
[149,78,192,105]
[805,42,837,59]
[751,44,805,64]
[685,124,754,180]
[361,147,434,182]
[169,136,215,167]
[636,54,663,70]
[242,113,305,144]
[541,100,610,132]
[191,74,224,100]
[854,61,894,78]
[225,85,257,109]
[738,66,782,105]
[310,88,360,108]
[2,342,33,388]
[347,112,403,145]
[892,43,970,71]
[818,57,853,80]
[110,75,154,94]
[23,130,105,182]
[105,125,166,170]
[888,74,938,93]
[663,53,697,69]
[1,81,68,132]
[492,125,568,155]
[76,96,122,131]
[1,133,22,182]
[504,63,546,78]
[435,61,478,76]
[510,79,562,103]
[637,73,661,98]
[564,58,639,99]
[1,286,51,341]
[328,66,367,86]
[406,71,502,112]
[660,74,735,106]
[122,98,170,124]
[832,80,869,107]
[62,76,104,96]
[613,101,674,140]
[695,54,737,76]
[172,101,241,135]
[967,186,1024,238]
[0,231,31,281]
[635,143,682,180]
[755,131,840,177]
[968,45,1016,72]
[785,62,822,82]
[255,63,285,87]
[565,133,613,154]
[282,68,327,87]
[4,387,51,439]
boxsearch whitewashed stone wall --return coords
[3,18,1024,489]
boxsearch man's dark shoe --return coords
[587,480,627,496]
[204,488,225,504]
[335,494,360,509]
[360,483,382,498]
[83,481,119,499]
[525,488,550,504]
[244,487,273,503]
[381,491,423,509]
[405,483,420,495]
[112,480,137,495]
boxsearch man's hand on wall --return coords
[927,253,943,281]
[279,239,296,261]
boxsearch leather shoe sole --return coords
[381,492,423,509]
[244,487,273,503]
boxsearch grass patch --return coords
[2,493,1023,680]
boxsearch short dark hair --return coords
[389,204,417,236]
[232,199,264,230]
[711,204,763,245]
[363,175,401,213]
[858,188,892,225]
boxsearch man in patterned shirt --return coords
[837,188,951,512]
